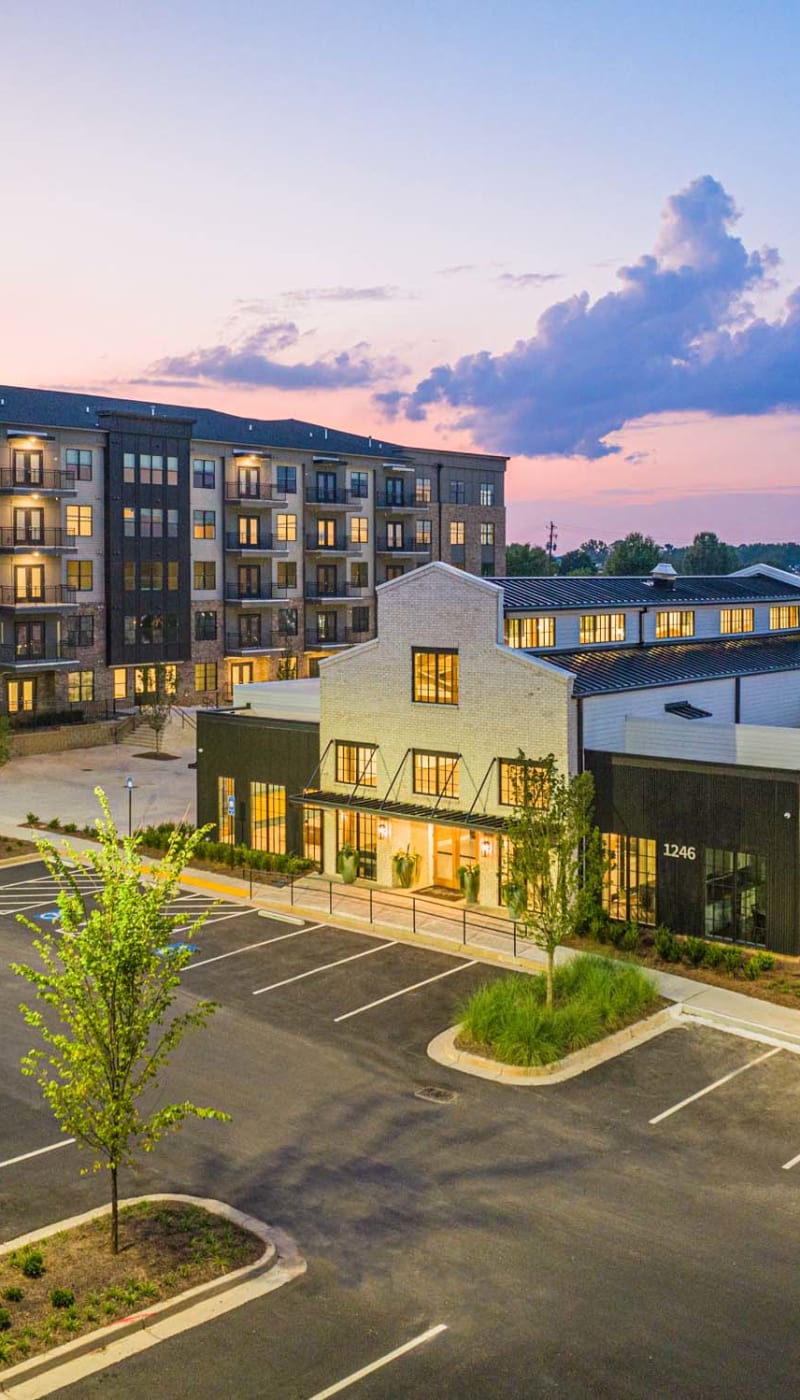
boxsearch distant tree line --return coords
[505,534,800,578]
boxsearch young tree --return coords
[605,532,662,575]
[12,790,229,1254]
[138,663,174,753]
[504,754,596,1009]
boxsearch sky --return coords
[2,0,799,551]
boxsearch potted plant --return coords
[337,842,359,884]
[393,845,419,889]
[502,881,527,921]
[457,862,481,905]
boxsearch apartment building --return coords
[197,561,800,954]
[0,386,506,724]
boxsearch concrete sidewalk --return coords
[6,818,800,1055]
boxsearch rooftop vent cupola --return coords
[650,562,678,590]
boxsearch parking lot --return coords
[1,858,800,1398]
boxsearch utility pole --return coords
[546,521,558,561]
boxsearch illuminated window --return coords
[67,670,94,703]
[276,513,297,542]
[336,742,377,787]
[720,608,754,635]
[194,561,216,589]
[412,648,458,705]
[7,679,35,713]
[655,610,695,639]
[602,834,657,926]
[317,518,337,548]
[250,782,286,854]
[579,613,626,644]
[449,520,465,546]
[498,759,550,807]
[193,509,215,540]
[416,519,432,548]
[770,606,799,631]
[67,560,93,591]
[480,522,495,546]
[66,505,92,537]
[195,662,218,691]
[337,810,377,879]
[350,516,368,544]
[387,521,404,549]
[415,477,432,504]
[413,751,459,798]
[123,507,135,538]
[167,561,179,591]
[303,806,322,865]
[140,561,163,591]
[505,617,555,649]
[218,776,235,844]
[113,668,128,700]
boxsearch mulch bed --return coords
[0,1201,262,1369]
[0,837,37,861]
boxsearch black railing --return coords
[0,585,77,606]
[374,492,419,509]
[375,535,431,554]
[224,631,274,653]
[224,531,288,552]
[225,581,273,601]
[9,699,128,731]
[304,488,349,505]
[0,640,77,664]
[304,582,347,600]
[304,630,340,647]
[305,533,349,551]
[0,469,76,493]
[0,527,75,549]
[224,480,285,503]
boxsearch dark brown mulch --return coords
[0,837,37,861]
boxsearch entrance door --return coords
[434,827,476,888]
[238,466,260,499]
[238,565,260,598]
[316,471,337,503]
[704,849,767,945]
[316,564,338,597]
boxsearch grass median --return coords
[456,956,660,1067]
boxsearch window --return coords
[237,516,259,547]
[66,505,92,537]
[413,751,459,798]
[123,453,136,483]
[14,506,43,543]
[579,613,626,644]
[250,782,286,854]
[167,456,178,486]
[140,561,164,591]
[195,610,217,641]
[385,477,405,506]
[238,614,261,647]
[139,613,163,645]
[15,621,44,659]
[276,465,297,495]
[67,670,94,703]
[167,562,179,591]
[230,661,254,685]
[337,810,377,880]
[480,481,495,507]
[193,509,215,540]
[14,565,44,601]
[449,480,465,504]
[655,610,695,639]
[351,606,370,634]
[602,834,657,926]
[194,561,216,590]
[167,509,179,538]
[134,665,176,699]
[278,608,298,636]
[499,759,550,807]
[387,521,404,550]
[720,608,754,635]
[276,561,297,591]
[480,522,495,547]
[65,448,92,480]
[193,458,216,489]
[237,466,261,499]
[412,648,458,705]
[141,507,163,538]
[124,616,137,645]
[316,611,337,642]
[351,562,368,588]
[113,668,128,700]
[10,450,40,486]
[415,477,432,504]
[123,507,136,538]
[349,471,368,499]
[303,806,322,865]
[67,560,93,591]
[385,564,404,580]
[7,678,35,714]
[317,518,337,548]
[195,661,218,691]
[336,742,377,787]
[770,606,799,631]
[276,513,297,542]
[449,520,465,546]
[350,516,368,544]
[505,616,556,649]
[66,615,94,648]
[705,848,767,945]
[218,776,235,844]
[123,562,135,592]
[416,519,432,548]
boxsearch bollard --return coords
[462,908,466,945]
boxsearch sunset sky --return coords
[3,0,799,550]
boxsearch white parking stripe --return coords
[171,908,253,934]
[305,1324,448,1400]
[253,941,396,996]
[649,1047,782,1125]
[334,960,477,1022]
[0,1138,76,1170]
[781,1149,800,1171]
[183,923,328,970]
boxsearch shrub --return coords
[722,946,745,976]
[61,821,78,833]
[621,923,641,953]
[654,926,681,963]
[20,1250,45,1279]
[0,1310,10,1332]
[682,936,708,967]
[702,942,725,969]
[743,950,775,980]
[3,1287,24,1303]
[46,817,61,831]
[50,1288,75,1309]
[25,812,39,825]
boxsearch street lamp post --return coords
[125,776,134,838]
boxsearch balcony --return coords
[224,480,287,506]
[224,631,276,654]
[0,469,77,496]
[304,629,343,649]
[305,533,363,554]
[0,527,77,552]
[0,640,77,667]
[224,532,289,554]
[304,488,349,508]
[0,585,78,608]
[304,582,349,602]
[374,492,421,511]
[375,536,431,555]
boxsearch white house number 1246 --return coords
[663,843,696,860]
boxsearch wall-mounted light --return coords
[479,836,493,857]
[377,818,390,839]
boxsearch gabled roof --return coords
[494,573,800,610]
[0,384,407,459]
[543,634,800,696]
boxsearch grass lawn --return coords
[0,1202,262,1369]
[456,956,660,1067]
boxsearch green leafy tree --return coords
[505,755,596,1009]
[558,548,598,576]
[276,640,298,680]
[681,532,740,574]
[0,715,10,766]
[505,542,557,576]
[12,790,229,1254]
[605,532,662,575]
[579,539,610,570]
[138,663,174,753]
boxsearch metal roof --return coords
[544,634,800,696]
[494,574,800,610]
[291,789,506,832]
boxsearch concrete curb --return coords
[679,1002,800,1051]
[427,1007,678,1085]
[0,1194,304,1396]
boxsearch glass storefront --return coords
[337,810,377,879]
[704,849,767,945]
[602,834,657,926]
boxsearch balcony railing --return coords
[304,488,349,506]
[305,533,364,553]
[224,631,275,653]
[0,469,77,494]
[0,527,76,550]
[224,532,289,553]
[0,640,77,665]
[374,492,421,510]
[224,481,287,504]
[375,536,431,554]
[304,582,348,600]
[0,585,78,606]
[304,630,341,648]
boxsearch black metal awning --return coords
[290,789,506,833]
